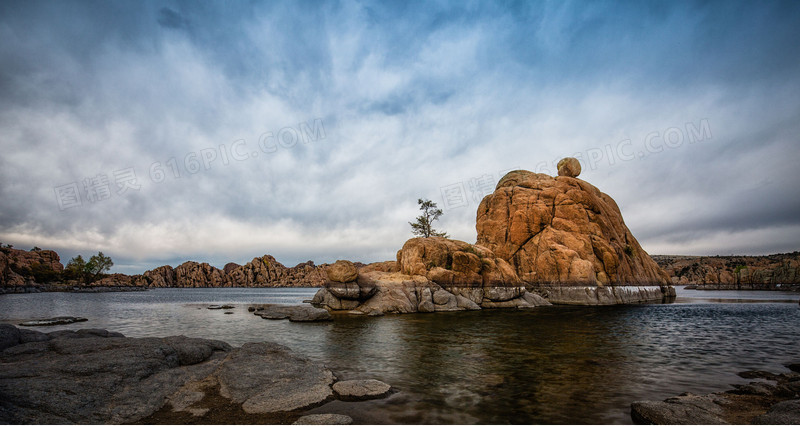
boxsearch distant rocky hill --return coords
[653,252,800,289]
[0,246,335,292]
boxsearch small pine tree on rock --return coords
[409,198,448,238]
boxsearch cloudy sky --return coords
[1,0,799,274]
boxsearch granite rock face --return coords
[0,247,63,288]
[397,237,520,288]
[134,255,331,288]
[477,169,670,287]
[312,269,551,316]
[327,260,359,283]
[557,157,581,178]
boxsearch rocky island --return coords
[311,159,675,314]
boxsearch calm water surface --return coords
[1,286,799,424]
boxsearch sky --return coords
[1,0,799,274]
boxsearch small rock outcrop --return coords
[476,166,673,304]
[251,304,332,322]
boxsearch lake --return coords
[1,286,799,424]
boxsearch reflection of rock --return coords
[293,414,354,425]
[332,379,392,401]
[0,325,389,424]
[18,316,88,326]
[631,364,800,424]
[251,304,332,322]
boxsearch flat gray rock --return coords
[216,342,335,413]
[0,329,230,424]
[252,304,332,322]
[18,316,88,326]
[293,414,353,425]
[332,379,391,401]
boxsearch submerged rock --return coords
[631,365,800,424]
[293,414,353,425]
[332,379,392,401]
[207,305,234,310]
[18,316,88,326]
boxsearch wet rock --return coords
[293,414,353,425]
[752,399,800,424]
[332,379,392,401]
[207,305,234,310]
[0,327,230,424]
[18,316,88,326]
[631,365,800,425]
[216,342,334,413]
[0,325,360,424]
[631,394,728,424]
[252,304,332,322]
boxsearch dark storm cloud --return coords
[1,0,799,272]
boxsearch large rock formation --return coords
[475,166,673,304]
[0,324,390,424]
[0,247,63,288]
[653,252,800,289]
[131,256,331,288]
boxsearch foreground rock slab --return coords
[0,325,389,424]
[631,366,800,424]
